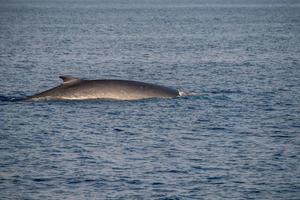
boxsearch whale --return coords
[27,76,184,100]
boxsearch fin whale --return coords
[27,76,183,100]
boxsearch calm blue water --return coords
[1,0,300,199]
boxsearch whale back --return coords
[28,76,179,100]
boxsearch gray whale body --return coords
[28,76,182,100]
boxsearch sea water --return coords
[0,0,299,199]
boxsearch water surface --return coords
[0,0,300,199]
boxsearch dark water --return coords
[1,0,300,199]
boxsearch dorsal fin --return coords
[59,76,80,84]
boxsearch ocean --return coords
[0,0,299,199]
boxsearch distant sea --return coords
[0,0,299,199]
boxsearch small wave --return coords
[0,95,25,102]
[210,89,244,94]
[181,93,231,101]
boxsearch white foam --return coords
[178,91,188,96]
